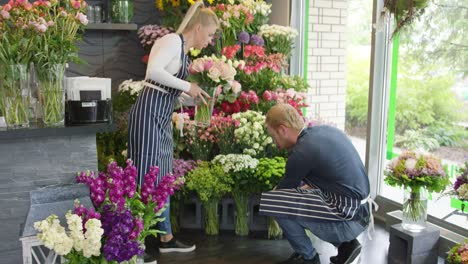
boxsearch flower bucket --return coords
[37,64,66,127]
[0,64,30,129]
[233,191,249,236]
[402,187,428,232]
[194,86,217,127]
[203,199,220,236]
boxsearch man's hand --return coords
[300,184,315,190]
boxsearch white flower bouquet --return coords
[232,110,274,157]
[34,210,104,261]
[258,24,298,58]
[212,153,259,236]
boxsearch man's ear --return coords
[278,125,288,135]
[195,23,202,32]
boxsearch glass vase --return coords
[37,64,66,127]
[402,187,428,232]
[111,0,134,23]
[194,86,217,127]
[0,64,30,129]
[232,192,249,236]
[203,199,220,236]
[267,216,283,239]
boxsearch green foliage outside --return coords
[345,0,467,152]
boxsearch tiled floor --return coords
[146,221,445,264]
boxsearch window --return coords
[379,0,468,230]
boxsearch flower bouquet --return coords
[253,157,286,239]
[34,202,104,263]
[210,3,254,48]
[32,0,88,127]
[212,154,258,236]
[258,24,298,59]
[219,90,259,115]
[254,157,286,239]
[384,150,449,232]
[188,55,242,126]
[237,0,271,33]
[232,44,285,95]
[185,161,232,235]
[447,240,468,264]
[449,162,468,212]
[231,110,274,157]
[0,1,40,128]
[75,159,184,262]
[211,114,240,154]
[183,119,217,160]
[260,88,308,116]
[170,159,197,233]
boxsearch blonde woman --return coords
[127,0,219,258]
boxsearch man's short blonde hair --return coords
[266,104,304,131]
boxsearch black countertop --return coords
[0,123,116,141]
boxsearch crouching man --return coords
[260,104,374,264]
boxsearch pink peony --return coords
[36,23,47,33]
[231,80,241,94]
[208,66,221,83]
[3,4,12,11]
[190,59,205,73]
[219,63,236,81]
[1,10,10,19]
[203,60,213,71]
[75,12,88,25]
[263,90,273,101]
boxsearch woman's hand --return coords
[188,83,210,105]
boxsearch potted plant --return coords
[448,161,468,212]
[381,0,430,36]
[447,240,468,264]
[385,150,450,232]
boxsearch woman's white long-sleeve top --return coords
[145,33,191,93]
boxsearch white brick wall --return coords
[307,0,348,130]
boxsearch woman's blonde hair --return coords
[266,104,305,131]
[176,1,220,34]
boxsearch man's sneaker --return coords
[330,239,361,264]
[277,252,321,264]
[159,238,196,253]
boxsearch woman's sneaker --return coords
[159,238,196,253]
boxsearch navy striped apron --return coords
[128,34,190,186]
[259,188,367,222]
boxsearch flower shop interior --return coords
[0,0,467,264]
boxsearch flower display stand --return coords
[179,195,203,229]
[249,194,267,231]
[220,197,235,230]
[388,223,440,264]
[19,184,93,264]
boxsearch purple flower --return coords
[238,31,250,44]
[250,34,264,46]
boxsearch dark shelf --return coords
[0,123,116,141]
[86,23,138,30]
